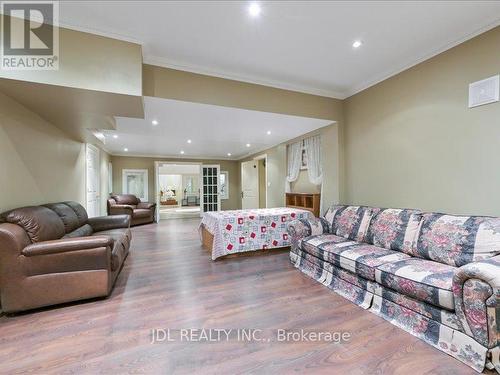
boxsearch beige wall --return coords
[0,91,86,212]
[0,17,143,97]
[143,65,343,121]
[110,156,241,210]
[343,27,500,216]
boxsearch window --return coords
[220,171,229,200]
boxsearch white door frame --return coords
[201,164,221,215]
[155,161,202,221]
[86,144,100,217]
[254,153,268,208]
[122,169,149,201]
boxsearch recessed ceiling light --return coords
[124,148,128,152]
[248,2,261,17]
[180,150,185,155]
[227,153,232,157]
[266,130,271,135]
[246,143,251,147]
[152,120,158,125]
[187,139,192,144]
[113,134,118,139]
[352,40,362,48]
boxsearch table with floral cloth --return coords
[199,208,314,260]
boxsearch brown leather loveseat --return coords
[0,201,131,313]
[107,194,156,226]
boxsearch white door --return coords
[122,169,148,201]
[201,165,220,214]
[86,144,100,218]
[241,160,259,209]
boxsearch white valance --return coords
[285,141,302,193]
[304,135,323,186]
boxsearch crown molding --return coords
[110,152,239,161]
[143,55,347,100]
[344,19,500,99]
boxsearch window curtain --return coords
[285,141,302,192]
[304,135,322,185]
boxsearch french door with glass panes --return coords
[201,165,221,213]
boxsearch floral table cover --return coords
[200,208,314,260]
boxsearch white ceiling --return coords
[107,97,332,159]
[59,1,500,98]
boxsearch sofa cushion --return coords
[375,258,456,310]
[63,201,88,227]
[416,213,500,267]
[92,228,131,271]
[44,203,80,233]
[0,206,65,243]
[366,208,421,253]
[113,194,139,206]
[324,205,377,241]
[306,241,410,281]
[134,208,153,219]
[301,234,352,257]
[63,224,93,239]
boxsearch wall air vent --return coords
[468,75,499,108]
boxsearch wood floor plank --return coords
[0,218,484,374]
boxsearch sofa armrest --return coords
[108,205,134,216]
[453,255,500,349]
[287,217,329,251]
[88,215,130,232]
[22,236,113,257]
[137,202,156,210]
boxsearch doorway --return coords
[155,162,202,220]
[241,155,267,209]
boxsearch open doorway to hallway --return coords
[155,162,201,220]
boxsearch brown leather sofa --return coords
[0,201,131,313]
[107,194,156,226]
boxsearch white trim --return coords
[85,144,100,218]
[122,169,149,201]
[344,19,500,98]
[57,16,500,101]
[144,55,345,99]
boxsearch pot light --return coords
[246,143,251,147]
[152,120,158,125]
[266,130,271,135]
[113,134,118,139]
[187,139,192,144]
[248,2,261,17]
[124,148,128,152]
[352,40,362,48]
[227,153,232,157]
[180,150,185,155]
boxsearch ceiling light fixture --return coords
[352,40,362,48]
[227,153,232,157]
[248,2,261,17]
[124,148,128,152]
[180,150,185,155]
[246,143,251,147]
[187,139,192,144]
[152,120,158,125]
[113,134,118,139]
[266,130,271,135]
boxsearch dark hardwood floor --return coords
[0,218,479,374]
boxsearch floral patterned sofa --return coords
[287,206,500,373]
